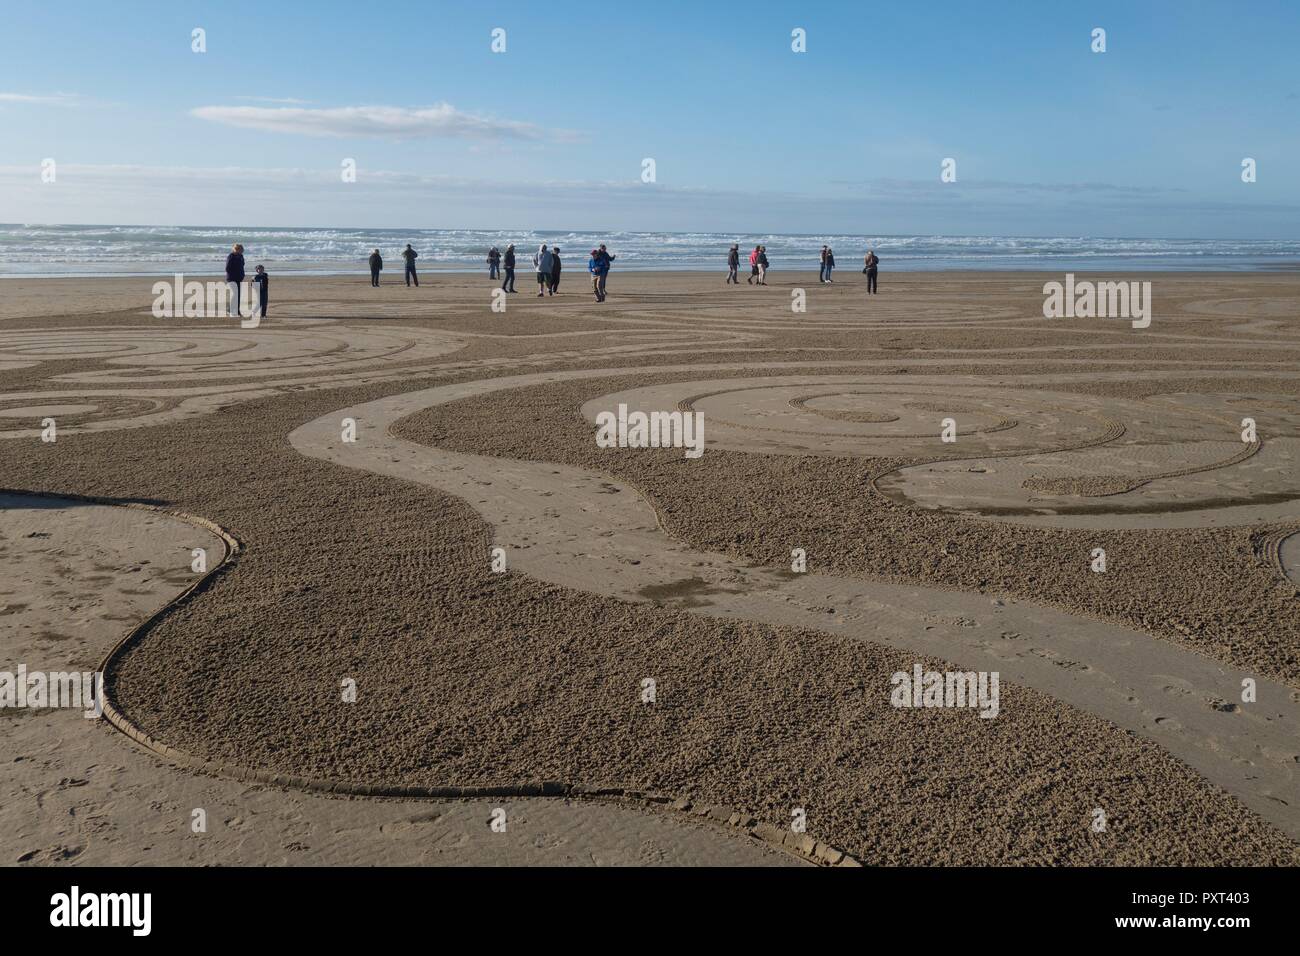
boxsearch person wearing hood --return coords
[502,244,516,292]
[368,249,383,287]
[533,243,554,297]
[726,244,740,284]
[225,243,245,316]
[824,247,835,283]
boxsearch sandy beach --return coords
[3,269,1300,865]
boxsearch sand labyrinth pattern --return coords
[10,282,1300,863]
[0,324,467,437]
[582,375,1300,529]
[291,361,1300,842]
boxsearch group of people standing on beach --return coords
[485,243,617,302]
[726,243,879,291]
[221,238,880,309]
[726,244,773,285]
[223,243,269,317]
[367,244,420,287]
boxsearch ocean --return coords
[1,224,1298,277]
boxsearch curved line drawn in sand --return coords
[288,365,1300,843]
[0,491,794,866]
[19,491,843,866]
[0,323,759,440]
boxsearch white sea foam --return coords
[1,224,1296,276]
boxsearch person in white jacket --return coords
[533,244,554,297]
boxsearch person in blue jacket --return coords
[588,248,608,302]
[590,244,615,302]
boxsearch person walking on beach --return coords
[225,243,245,316]
[502,244,517,292]
[533,243,554,297]
[549,247,562,295]
[402,243,419,286]
[588,248,606,302]
[757,245,770,285]
[863,248,879,294]
[819,245,828,283]
[592,244,616,300]
[747,245,760,284]
[251,264,269,318]
[368,248,383,287]
[824,247,835,283]
[726,243,740,284]
[487,246,500,280]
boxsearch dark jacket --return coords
[252,271,269,298]
[369,253,383,272]
[551,254,562,276]
[504,249,515,268]
[402,247,418,263]
[225,252,245,282]
[728,248,739,267]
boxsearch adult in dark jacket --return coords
[726,244,740,284]
[225,243,245,316]
[594,244,615,298]
[487,247,500,280]
[864,249,879,294]
[368,249,383,287]
[502,244,516,292]
[402,244,419,287]
[549,247,562,295]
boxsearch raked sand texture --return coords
[3,271,1300,865]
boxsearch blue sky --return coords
[1,0,1297,236]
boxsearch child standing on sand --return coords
[251,264,269,318]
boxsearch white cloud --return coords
[231,96,313,105]
[190,103,567,141]
[0,92,82,105]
